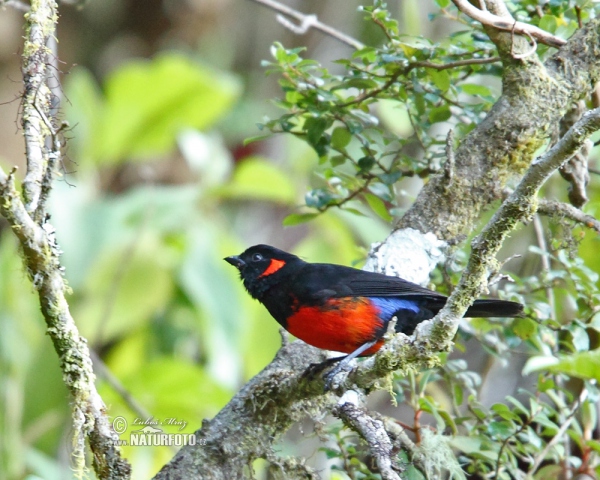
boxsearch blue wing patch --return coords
[369,297,435,335]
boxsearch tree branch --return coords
[0,168,131,479]
[20,0,55,218]
[333,395,401,480]
[451,0,566,48]
[537,199,600,234]
[412,56,501,71]
[0,1,132,478]
[427,107,600,347]
[154,341,336,479]
[247,0,365,50]
[397,18,600,241]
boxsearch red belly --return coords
[286,297,384,355]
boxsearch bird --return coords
[225,244,524,389]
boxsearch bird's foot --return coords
[322,362,352,392]
[302,356,345,381]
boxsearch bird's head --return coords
[224,244,301,299]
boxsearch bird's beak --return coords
[224,255,246,269]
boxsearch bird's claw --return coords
[302,356,345,381]
[322,363,352,392]
[323,370,337,391]
[302,361,331,380]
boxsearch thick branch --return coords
[426,108,600,348]
[154,342,335,479]
[333,398,401,480]
[397,18,600,241]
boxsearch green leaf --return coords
[283,213,319,226]
[487,420,513,438]
[330,127,352,149]
[217,156,296,203]
[461,83,492,97]
[364,193,392,221]
[243,134,272,146]
[330,155,346,167]
[523,349,600,382]
[95,54,241,163]
[538,15,558,34]
[357,156,375,172]
[398,37,432,58]
[450,436,499,460]
[428,105,451,124]
[512,317,538,340]
[405,464,426,480]
[534,465,563,479]
[305,116,331,147]
[305,188,336,209]
[344,78,378,89]
[427,69,451,92]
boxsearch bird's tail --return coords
[465,299,523,318]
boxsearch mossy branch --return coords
[333,399,402,480]
[537,199,600,234]
[421,107,600,349]
[0,1,131,478]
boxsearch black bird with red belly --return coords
[225,244,523,389]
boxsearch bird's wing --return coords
[342,269,445,298]
[295,263,446,301]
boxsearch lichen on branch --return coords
[0,0,131,478]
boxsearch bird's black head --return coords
[224,244,302,299]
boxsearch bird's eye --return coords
[252,253,263,262]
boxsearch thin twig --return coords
[338,70,404,108]
[412,56,501,70]
[511,24,538,60]
[451,0,566,48]
[532,215,556,320]
[537,199,600,234]
[444,129,455,187]
[528,388,588,476]
[248,0,365,50]
[493,404,542,479]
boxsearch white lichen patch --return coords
[364,228,447,285]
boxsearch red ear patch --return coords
[259,259,286,278]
